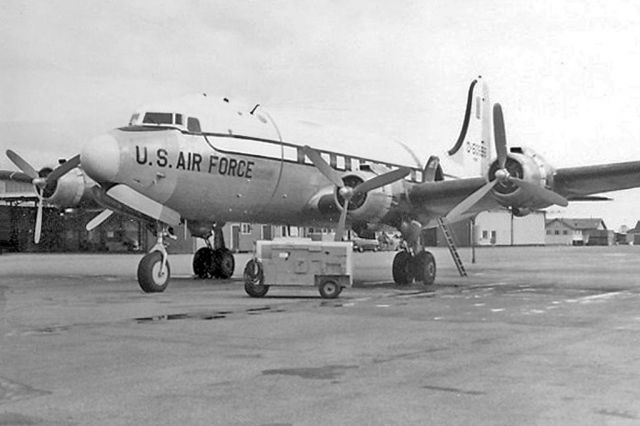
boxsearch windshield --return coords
[143,112,173,125]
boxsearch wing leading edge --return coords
[553,161,640,199]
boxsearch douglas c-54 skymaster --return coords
[5,77,640,294]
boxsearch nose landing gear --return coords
[137,223,175,293]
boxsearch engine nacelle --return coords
[333,170,395,224]
[43,168,87,208]
[488,147,556,209]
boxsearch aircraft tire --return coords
[212,248,235,279]
[318,278,342,299]
[193,247,214,279]
[243,259,269,297]
[137,251,170,293]
[392,251,414,285]
[413,250,436,285]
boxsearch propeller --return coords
[86,209,114,231]
[445,104,568,223]
[5,150,81,243]
[303,145,410,241]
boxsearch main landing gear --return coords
[192,225,235,280]
[392,219,436,286]
[392,249,436,286]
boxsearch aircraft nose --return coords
[81,133,120,182]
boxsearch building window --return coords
[555,230,560,235]
[482,230,489,239]
[241,223,252,234]
[546,230,552,235]
[563,230,568,235]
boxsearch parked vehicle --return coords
[352,237,380,252]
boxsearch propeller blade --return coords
[47,154,81,182]
[493,103,507,169]
[86,209,114,231]
[34,199,43,244]
[510,178,569,207]
[334,198,349,242]
[6,150,38,179]
[302,145,344,188]
[353,167,411,195]
[445,180,497,223]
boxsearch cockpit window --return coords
[143,112,173,125]
[187,117,201,133]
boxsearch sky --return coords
[2,0,640,230]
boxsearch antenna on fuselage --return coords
[250,104,260,115]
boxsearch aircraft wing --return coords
[407,177,499,218]
[0,170,33,184]
[553,161,640,199]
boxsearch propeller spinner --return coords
[302,145,410,241]
[5,150,80,243]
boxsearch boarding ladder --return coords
[436,217,467,277]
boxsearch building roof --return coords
[545,218,606,230]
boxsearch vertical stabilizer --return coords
[446,77,492,177]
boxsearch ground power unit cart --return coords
[243,239,353,299]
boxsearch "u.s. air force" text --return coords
[135,146,254,178]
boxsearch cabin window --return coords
[187,117,201,133]
[283,146,297,162]
[241,223,252,234]
[336,156,345,170]
[175,113,183,125]
[410,170,417,181]
[345,157,352,171]
[143,112,173,125]
[330,154,337,168]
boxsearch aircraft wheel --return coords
[193,247,214,279]
[212,248,235,279]
[318,278,342,299]
[413,250,436,285]
[392,251,414,285]
[137,251,170,293]
[243,259,269,297]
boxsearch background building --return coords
[545,218,612,246]
[427,210,546,247]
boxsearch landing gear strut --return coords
[137,223,174,293]
[192,224,235,280]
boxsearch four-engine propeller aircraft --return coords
[5,77,640,293]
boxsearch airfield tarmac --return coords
[1,246,639,425]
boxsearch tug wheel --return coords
[318,278,342,299]
[243,259,269,297]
